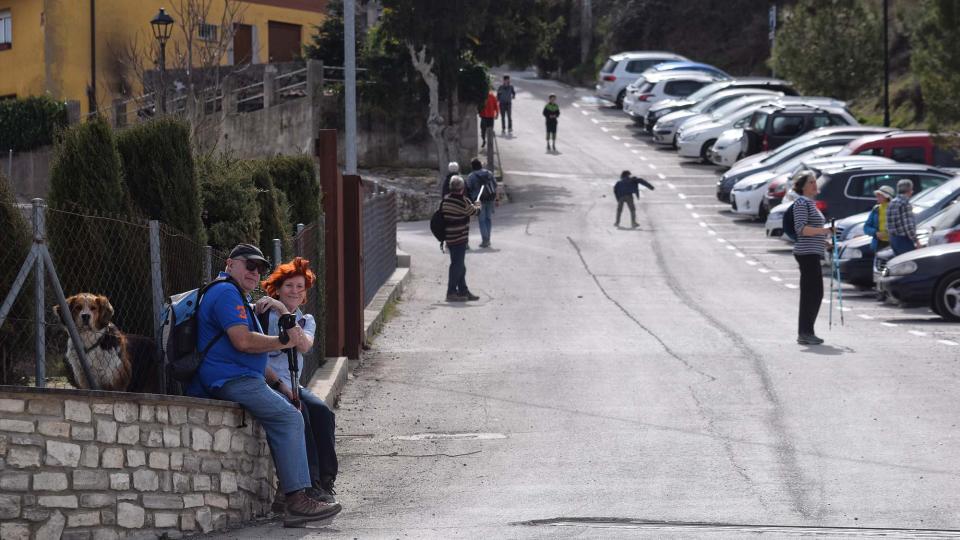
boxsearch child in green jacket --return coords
[542,94,560,152]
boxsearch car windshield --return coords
[684,81,728,103]
[761,131,842,163]
[911,179,960,209]
[921,200,960,229]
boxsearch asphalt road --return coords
[221,73,960,539]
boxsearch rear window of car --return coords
[626,59,659,73]
[846,173,901,199]
[916,174,949,191]
[923,200,960,229]
[891,146,926,164]
[934,146,960,167]
[601,59,618,73]
[663,80,706,97]
[856,147,884,156]
[771,115,805,136]
[638,82,655,93]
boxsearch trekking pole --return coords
[833,221,845,326]
[278,313,300,409]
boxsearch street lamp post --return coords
[883,0,890,127]
[151,8,174,114]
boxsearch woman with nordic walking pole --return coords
[790,170,833,345]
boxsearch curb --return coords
[304,251,411,406]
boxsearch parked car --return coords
[678,97,787,162]
[644,77,798,133]
[835,176,960,242]
[730,146,843,220]
[652,89,781,145]
[877,243,960,320]
[742,103,857,156]
[623,72,723,124]
[835,131,960,167]
[709,128,751,167]
[717,132,868,202]
[764,155,896,212]
[639,61,731,80]
[595,51,687,107]
[843,196,960,287]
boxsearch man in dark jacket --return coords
[497,75,516,134]
[614,170,655,228]
[441,176,481,301]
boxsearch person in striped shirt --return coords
[791,170,833,345]
[886,179,921,255]
[441,175,481,302]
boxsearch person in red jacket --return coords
[479,90,499,148]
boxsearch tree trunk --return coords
[407,44,451,191]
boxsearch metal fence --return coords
[362,183,398,307]
[0,199,328,392]
[291,217,326,380]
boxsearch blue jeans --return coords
[890,234,915,255]
[478,201,495,244]
[447,243,468,296]
[212,377,311,494]
[298,387,338,483]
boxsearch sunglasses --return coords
[240,259,270,274]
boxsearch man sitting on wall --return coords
[186,244,341,527]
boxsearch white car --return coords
[731,146,843,220]
[652,89,780,145]
[675,98,782,160]
[623,71,721,123]
[595,51,687,107]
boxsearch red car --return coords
[836,131,960,166]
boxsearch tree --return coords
[48,118,127,214]
[0,172,34,384]
[771,0,883,100]
[912,0,960,133]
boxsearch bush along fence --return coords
[0,199,326,392]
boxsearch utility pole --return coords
[89,0,97,116]
[580,0,592,65]
[344,0,358,175]
[883,0,890,127]
[769,2,777,78]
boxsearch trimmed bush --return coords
[48,118,127,213]
[263,155,321,228]
[117,118,203,241]
[250,164,292,262]
[0,173,34,383]
[0,96,69,152]
[197,154,260,252]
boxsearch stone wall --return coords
[0,386,276,540]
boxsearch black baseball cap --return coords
[229,243,269,266]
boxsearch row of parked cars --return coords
[596,51,960,322]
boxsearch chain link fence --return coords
[0,200,329,393]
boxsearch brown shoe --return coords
[283,489,342,527]
[272,488,286,514]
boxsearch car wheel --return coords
[616,90,626,109]
[700,139,716,163]
[758,199,769,222]
[934,270,960,322]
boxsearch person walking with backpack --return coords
[442,175,481,301]
[479,90,499,148]
[790,171,834,345]
[887,179,921,255]
[467,158,498,248]
[256,257,339,508]
[543,94,560,152]
[613,170,655,228]
[186,244,341,526]
[497,75,517,134]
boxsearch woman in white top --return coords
[257,257,339,504]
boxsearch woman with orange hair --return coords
[256,257,339,505]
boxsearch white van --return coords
[595,51,687,107]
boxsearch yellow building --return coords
[0,0,326,118]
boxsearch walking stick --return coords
[277,313,300,409]
[830,220,845,328]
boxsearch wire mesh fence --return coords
[292,216,326,381]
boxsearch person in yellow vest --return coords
[864,185,894,252]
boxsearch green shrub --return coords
[117,118,203,241]
[0,96,69,152]
[0,173,34,383]
[250,164,292,261]
[197,154,260,252]
[263,155,321,228]
[48,118,126,214]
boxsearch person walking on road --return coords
[863,185,894,252]
[479,90,499,148]
[791,171,833,345]
[441,175,481,302]
[467,159,499,248]
[497,75,516,134]
[441,161,460,197]
[887,179,921,255]
[543,94,560,152]
[614,170,655,228]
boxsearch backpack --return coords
[477,170,497,202]
[782,202,797,241]
[160,278,247,391]
[430,200,447,250]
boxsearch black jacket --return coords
[614,176,655,198]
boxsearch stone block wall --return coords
[0,386,276,540]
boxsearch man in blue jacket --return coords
[188,243,340,527]
[614,170,655,228]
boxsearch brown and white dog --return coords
[54,293,159,393]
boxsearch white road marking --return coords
[909,330,928,337]
[717,238,726,243]
[657,173,666,180]
[648,164,658,169]
[699,222,708,228]
[667,183,676,190]
[726,245,736,251]
[631,150,640,154]
[858,314,874,320]
[881,322,898,327]
[678,193,687,200]
[785,284,798,289]
[611,135,622,140]
[735,252,745,258]
[601,127,611,132]
[938,340,958,346]
[591,118,599,124]
[640,156,648,161]
[573,103,581,108]
[758,268,770,273]
[580,110,590,115]
[746,260,758,265]
[771,276,782,282]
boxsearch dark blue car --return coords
[878,243,960,321]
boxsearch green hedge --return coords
[48,118,127,214]
[197,154,260,252]
[0,96,69,152]
[263,155,321,228]
[0,173,34,383]
[250,164,292,261]
[117,118,203,241]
